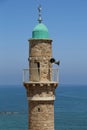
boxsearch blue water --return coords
[0,85,87,130]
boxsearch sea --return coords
[0,85,87,130]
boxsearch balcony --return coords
[23,68,59,84]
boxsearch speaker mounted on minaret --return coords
[50,58,60,66]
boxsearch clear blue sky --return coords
[0,0,87,85]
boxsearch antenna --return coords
[38,5,42,23]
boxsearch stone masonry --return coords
[23,39,58,130]
[29,39,52,82]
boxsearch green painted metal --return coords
[32,23,49,39]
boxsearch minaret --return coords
[23,5,58,130]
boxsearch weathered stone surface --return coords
[29,42,52,57]
[24,39,58,130]
[27,85,55,98]
[28,101,54,130]
[29,39,52,82]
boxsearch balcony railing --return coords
[23,68,58,83]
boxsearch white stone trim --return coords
[27,96,55,101]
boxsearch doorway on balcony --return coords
[31,62,40,82]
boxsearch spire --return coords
[32,5,49,39]
[38,5,42,23]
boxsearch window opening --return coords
[37,62,40,74]
[38,107,40,112]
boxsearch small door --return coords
[30,62,40,82]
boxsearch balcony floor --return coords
[23,81,58,87]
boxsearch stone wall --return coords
[27,85,55,98]
[25,39,57,130]
[29,39,52,81]
[29,39,52,57]
[29,100,54,130]
[26,83,57,130]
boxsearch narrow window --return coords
[37,62,40,74]
[38,107,40,112]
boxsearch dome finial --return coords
[38,5,42,23]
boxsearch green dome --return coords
[32,23,49,39]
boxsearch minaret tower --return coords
[23,5,58,130]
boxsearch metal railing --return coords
[23,68,58,83]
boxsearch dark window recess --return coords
[38,107,40,112]
[37,62,40,74]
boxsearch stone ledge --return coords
[27,96,55,101]
[23,82,58,88]
[29,39,52,43]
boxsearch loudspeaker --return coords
[55,61,60,65]
[50,58,55,63]
[50,58,60,66]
